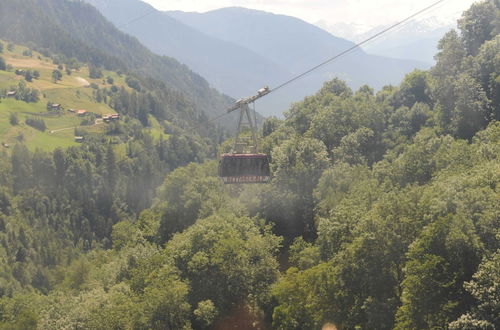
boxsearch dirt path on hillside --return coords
[75,77,90,87]
[50,120,103,133]
[49,127,75,134]
[6,57,55,70]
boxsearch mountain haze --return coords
[168,7,430,116]
[330,17,455,63]
[168,7,357,75]
[84,0,292,102]
[0,0,232,120]
[0,1,498,329]
[80,0,430,116]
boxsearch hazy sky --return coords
[142,0,478,29]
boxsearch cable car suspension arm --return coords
[226,86,270,153]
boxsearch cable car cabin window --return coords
[219,154,271,184]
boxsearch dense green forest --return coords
[0,0,499,329]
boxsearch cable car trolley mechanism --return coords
[219,86,271,184]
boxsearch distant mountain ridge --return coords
[167,7,430,116]
[85,0,292,101]
[0,0,232,121]
[167,7,357,75]
[85,0,430,117]
[319,17,455,63]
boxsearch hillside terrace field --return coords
[0,41,129,151]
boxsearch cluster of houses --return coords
[102,114,120,122]
[49,104,88,117]
[73,114,119,143]
[49,103,61,111]
[65,108,120,121]
[67,108,88,116]
[3,97,121,144]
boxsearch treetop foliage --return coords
[0,1,498,329]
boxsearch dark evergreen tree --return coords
[0,56,6,71]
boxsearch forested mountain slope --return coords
[85,0,292,101]
[0,0,232,117]
[0,1,498,329]
[0,27,224,330]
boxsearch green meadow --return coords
[0,40,127,152]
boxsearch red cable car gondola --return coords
[219,153,271,184]
[219,87,271,184]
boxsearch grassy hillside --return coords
[0,40,170,151]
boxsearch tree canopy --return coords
[0,1,498,329]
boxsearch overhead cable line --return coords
[116,8,159,29]
[110,0,447,123]
[268,0,447,95]
[113,0,447,99]
[331,0,449,63]
[110,0,448,165]
[354,0,449,52]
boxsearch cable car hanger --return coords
[218,86,271,184]
[216,0,446,184]
[227,86,270,153]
